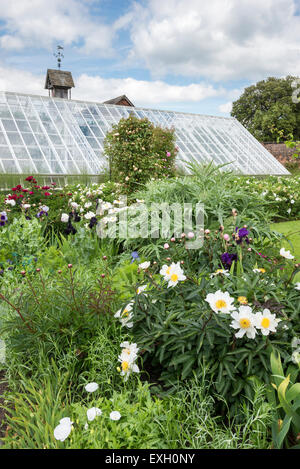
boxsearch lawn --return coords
[271,220,300,282]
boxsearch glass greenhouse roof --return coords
[0,91,289,176]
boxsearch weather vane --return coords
[54,45,64,69]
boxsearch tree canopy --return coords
[231,76,300,142]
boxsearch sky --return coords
[0,0,300,117]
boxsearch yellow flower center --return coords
[216,269,223,274]
[239,318,251,329]
[259,268,266,273]
[238,296,248,304]
[171,273,178,282]
[166,267,171,275]
[124,348,130,355]
[261,317,270,328]
[215,299,227,309]
[122,361,129,372]
[122,309,129,317]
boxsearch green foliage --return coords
[0,216,44,272]
[269,350,300,448]
[1,374,273,449]
[231,76,300,141]
[104,115,177,193]
[0,264,116,368]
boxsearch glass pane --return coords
[22,132,37,146]
[34,133,49,146]
[2,119,17,131]
[28,147,44,160]
[2,159,19,173]
[0,105,12,118]
[0,146,13,159]
[0,133,6,144]
[28,121,42,132]
[7,132,23,145]
[11,109,26,120]
[16,120,31,132]
[33,160,51,173]
[12,146,30,158]
[18,160,37,172]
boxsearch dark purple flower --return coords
[0,211,8,226]
[235,227,249,245]
[221,252,237,268]
[88,217,97,228]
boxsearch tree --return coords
[231,76,300,142]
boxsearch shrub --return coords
[104,115,177,193]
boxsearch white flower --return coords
[84,211,95,220]
[280,248,294,259]
[119,342,139,363]
[287,208,291,214]
[84,382,99,393]
[136,284,148,295]
[254,309,280,336]
[84,423,89,430]
[291,337,300,348]
[210,269,230,278]
[205,290,235,314]
[230,306,257,339]
[41,205,49,212]
[118,342,139,380]
[295,283,300,291]
[70,202,79,209]
[139,261,150,270]
[114,303,134,328]
[110,411,121,421]
[291,199,295,204]
[87,407,102,421]
[160,262,186,287]
[23,203,31,209]
[291,348,300,365]
[61,213,69,223]
[5,199,16,206]
[253,268,266,274]
[54,417,73,442]
[84,202,92,209]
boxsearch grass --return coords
[270,220,300,282]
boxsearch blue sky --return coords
[0,0,300,116]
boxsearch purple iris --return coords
[88,217,97,229]
[0,211,8,226]
[221,252,237,268]
[36,210,49,218]
[235,227,249,244]
[131,251,140,263]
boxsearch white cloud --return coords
[74,74,223,105]
[127,0,300,81]
[219,102,232,114]
[0,0,114,56]
[0,64,223,107]
[0,65,43,95]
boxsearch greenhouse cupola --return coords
[44,69,75,100]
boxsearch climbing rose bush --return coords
[104,114,177,193]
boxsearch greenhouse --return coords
[0,90,289,176]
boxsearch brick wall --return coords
[262,143,300,167]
